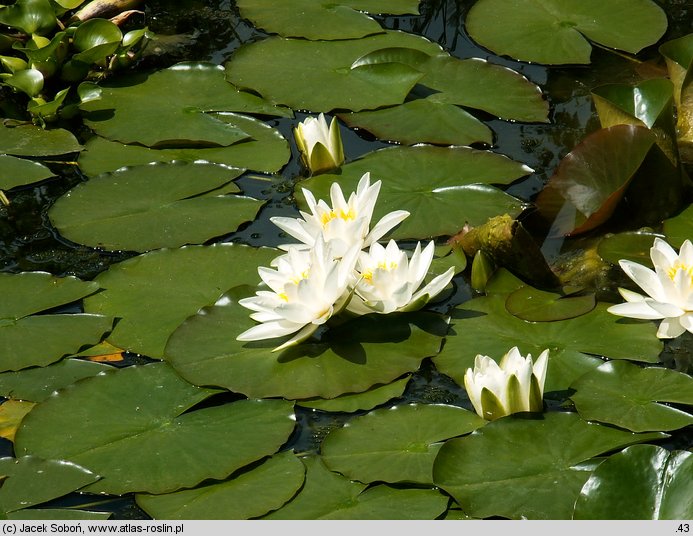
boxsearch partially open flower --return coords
[270,172,409,259]
[464,347,548,421]
[293,113,344,175]
[607,238,693,338]
[347,240,455,315]
[236,237,359,352]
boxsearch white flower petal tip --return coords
[463,347,549,421]
[611,237,693,339]
[293,114,344,175]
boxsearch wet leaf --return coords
[0,123,82,156]
[0,400,35,442]
[296,376,410,412]
[0,0,57,35]
[0,155,55,191]
[321,404,485,485]
[570,360,693,432]
[433,412,667,519]
[505,286,596,322]
[15,362,296,495]
[72,18,123,64]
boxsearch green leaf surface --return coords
[7,509,111,520]
[597,231,665,265]
[505,286,596,322]
[79,115,290,176]
[0,0,57,35]
[264,456,448,520]
[2,68,43,98]
[296,376,410,412]
[72,18,122,64]
[83,244,279,358]
[0,155,55,191]
[573,445,693,519]
[298,145,529,240]
[321,404,485,485]
[0,123,82,156]
[14,362,296,495]
[339,98,493,146]
[432,412,667,520]
[136,451,305,520]
[0,358,111,403]
[166,288,448,399]
[663,204,693,249]
[49,161,262,252]
[466,0,667,65]
[433,273,663,393]
[660,33,693,162]
[0,456,98,514]
[570,361,693,432]
[80,62,291,147]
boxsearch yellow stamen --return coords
[319,207,356,226]
[667,262,693,283]
[278,292,289,302]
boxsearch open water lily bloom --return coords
[236,238,359,352]
[347,240,455,315]
[464,346,549,421]
[293,113,345,175]
[608,238,693,338]
[270,172,410,259]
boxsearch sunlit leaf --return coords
[0,400,35,442]
[0,123,82,156]
[0,0,57,35]
[72,18,123,64]
[15,362,296,495]
[433,412,667,519]
[1,68,43,98]
[663,204,693,249]
[597,230,665,265]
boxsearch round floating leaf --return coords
[0,123,82,156]
[136,451,306,520]
[72,18,123,64]
[226,32,440,112]
[166,289,448,399]
[79,115,290,176]
[0,358,111,403]
[296,376,410,412]
[264,456,448,520]
[574,445,693,520]
[298,145,529,240]
[433,412,667,520]
[0,0,57,35]
[49,161,263,252]
[321,404,485,485]
[663,204,693,249]
[570,361,693,432]
[535,125,657,236]
[0,400,35,442]
[0,155,55,190]
[339,98,493,146]
[433,274,663,393]
[597,231,665,265]
[15,362,296,495]
[466,0,667,65]
[80,62,291,147]
[83,244,279,358]
[505,286,596,322]
[0,456,98,514]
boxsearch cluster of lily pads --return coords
[0,0,692,522]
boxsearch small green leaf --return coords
[505,286,596,322]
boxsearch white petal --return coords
[647,300,685,318]
[619,260,666,302]
[236,320,301,341]
[270,216,316,246]
[409,267,454,306]
[679,240,693,266]
[679,313,693,333]
[364,210,410,245]
[272,323,319,352]
[656,317,686,338]
[607,301,664,320]
[532,349,549,391]
[618,288,646,302]
[651,237,678,269]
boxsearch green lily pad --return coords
[0,123,82,156]
[79,115,290,176]
[663,204,693,249]
[83,244,279,358]
[296,376,410,412]
[321,404,485,485]
[573,445,693,519]
[535,125,658,236]
[0,358,112,403]
[597,231,666,265]
[570,361,693,432]
[0,456,98,514]
[236,0,419,40]
[264,456,449,520]
[7,509,111,520]
[72,18,123,64]
[80,62,291,147]
[505,286,596,322]
[466,0,667,65]
[166,288,449,399]
[0,0,57,36]
[299,144,529,240]
[136,451,306,520]
[660,33,693,162]
[49,161,263,252]
[14,362,296,495]
[432,270,663,393]
[432,412,667,520]
[338,98,493,146]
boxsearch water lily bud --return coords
[293,113,344,175]
[464,346,549,421]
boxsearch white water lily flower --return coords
[293,113,344,175]
[464,347,548,421]
[347,240,455,315]
[236,237,359,352]
[607,237,693,338]
[270,172,410,259]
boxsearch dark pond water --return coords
[1,0,692,520]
